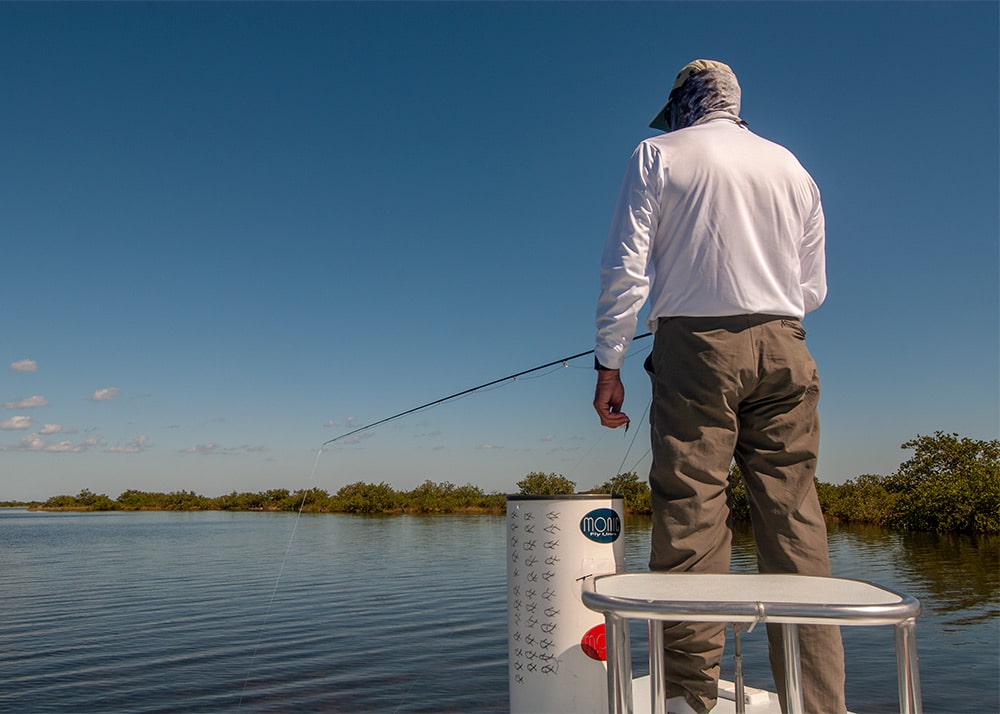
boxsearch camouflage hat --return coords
[649,59,737,131]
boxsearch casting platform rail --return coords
[581,573,922,714]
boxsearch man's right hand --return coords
[593,369,630,429]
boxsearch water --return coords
[0,509,996,713]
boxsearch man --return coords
[592,60,846,714]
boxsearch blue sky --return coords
[2,2,997,502]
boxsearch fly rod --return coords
[320,332,652,449]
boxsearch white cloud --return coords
[90,387,120,401]
[180,442,221,455]
[477,443,502,450]
[0,424,88,454]
[179,442,269,456]
[107,435,150,454]
[46,440,84,453]
[6,434,94,452]
[107,445,139,454]
[39,424,62,435]
[541,434,555,442]
[323,419,337,428]
[0,433,89,453]
[3,395,48,409]
[10,359,37,373]
[19,434,45,450]
[1,416,32,430]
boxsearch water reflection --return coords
[894,530,997,626]
[827,524,998,622]
[629,517,999,622]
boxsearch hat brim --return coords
[649,101,671,132]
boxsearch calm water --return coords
[0,509,996,713]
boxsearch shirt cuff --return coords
[594,356,617,371]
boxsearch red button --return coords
[580,624,607,661]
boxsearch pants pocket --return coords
[780,319,807,340]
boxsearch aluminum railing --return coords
[581,573,922,714]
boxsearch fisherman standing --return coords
[593,60,847,714]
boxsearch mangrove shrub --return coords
[884,432,999,533]
[516,472,576,496]
[592,472,652,514]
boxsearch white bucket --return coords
[507,494,626,714]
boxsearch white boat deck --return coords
[632,676,789,714]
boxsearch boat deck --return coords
[632,676,814,714]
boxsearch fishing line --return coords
[624,447,653,475]
[239,448,326,708]
[239,332,653,705]
[615,395,652,477]
[394,668,425,714]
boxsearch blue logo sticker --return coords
[580,508,621,543]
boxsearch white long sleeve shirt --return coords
[595,118,827,369]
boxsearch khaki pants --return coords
[646,315,846,714]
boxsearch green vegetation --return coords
[6,432,997,534]
[819,432,999,534]
[23,481,508,516]
[590,471,652,515]
[515,471,576,496]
